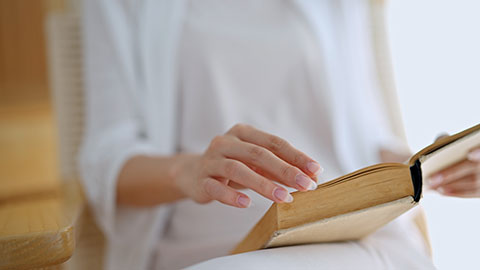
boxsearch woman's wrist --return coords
[116,154,197,207]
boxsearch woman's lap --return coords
[187,213,435,270]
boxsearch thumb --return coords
[434,132,450,142]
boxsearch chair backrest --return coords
[46,11,105,270]
[46,13,84,182]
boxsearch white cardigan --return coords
[80,1,408,269]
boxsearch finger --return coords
[438,190,480,198]
[207,135,306,188]
[219,139,317,191]
[202,178,252,208]
[434,132,449,142]
[227,124,323,178]
[435,173,479,194]
[207,159,294,203]
[216,177,246,190]
[228,182,246,189]
[428,159,478,188]
[249,163,318,188]
[436,177,480,198]
[467,147,480,162]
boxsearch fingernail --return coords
[274,188,294,203]
[468,149,480,161]
[309,181,318,190]
[296,174,317,190]
[428,174,443,187]
[437,187,446,194]
[237,195,251,208]
[307,162,323,175]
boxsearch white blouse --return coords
[80,1,431,269]
[157,1,341,268]
[156,0,426,269]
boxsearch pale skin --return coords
[116,124,480,208]
[117,124,322,208]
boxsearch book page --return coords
[421,130,480,179]
[266,197,415,248]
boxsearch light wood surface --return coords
[0,0,88,268]
[0,101,85,269]
[0,101,60,202]
[0,181,83,270]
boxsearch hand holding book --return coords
[232,123,480,254]
[428,146,480,197]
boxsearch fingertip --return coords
[284,193,294,203]
[273,187,294,203]
[308,180,317,191]
[306,161,324,175]
[295,174,317,191]
[467,148,480,162]
[428,174,443,187]
[237,194,252,208]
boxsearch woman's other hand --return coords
[171,124,323,208]
[428,146,480,198]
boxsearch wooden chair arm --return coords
[0,180,85,270]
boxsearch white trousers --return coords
[187,211,435,270]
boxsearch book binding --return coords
[409,159,422,202]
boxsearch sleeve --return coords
[79,0,167,248]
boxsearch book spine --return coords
[409,159,423,202]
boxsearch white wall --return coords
[387,1,480,269]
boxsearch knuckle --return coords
[209,135,226,150]
[224,160,240,178]
[440,167,453,178]
[229,123,251,135]
[293,153,305,165]
[280,165,294,179]
[269,135,288,152]
[257,178,271,194]
[248,146,265,162]
[203,179,222,199]
[230,123,246,133]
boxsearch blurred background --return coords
[0,0,61,201]
[0,0,478,269]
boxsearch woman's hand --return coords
[428,147,480,198]
[171,124,323,208]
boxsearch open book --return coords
[231,123,480,254]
